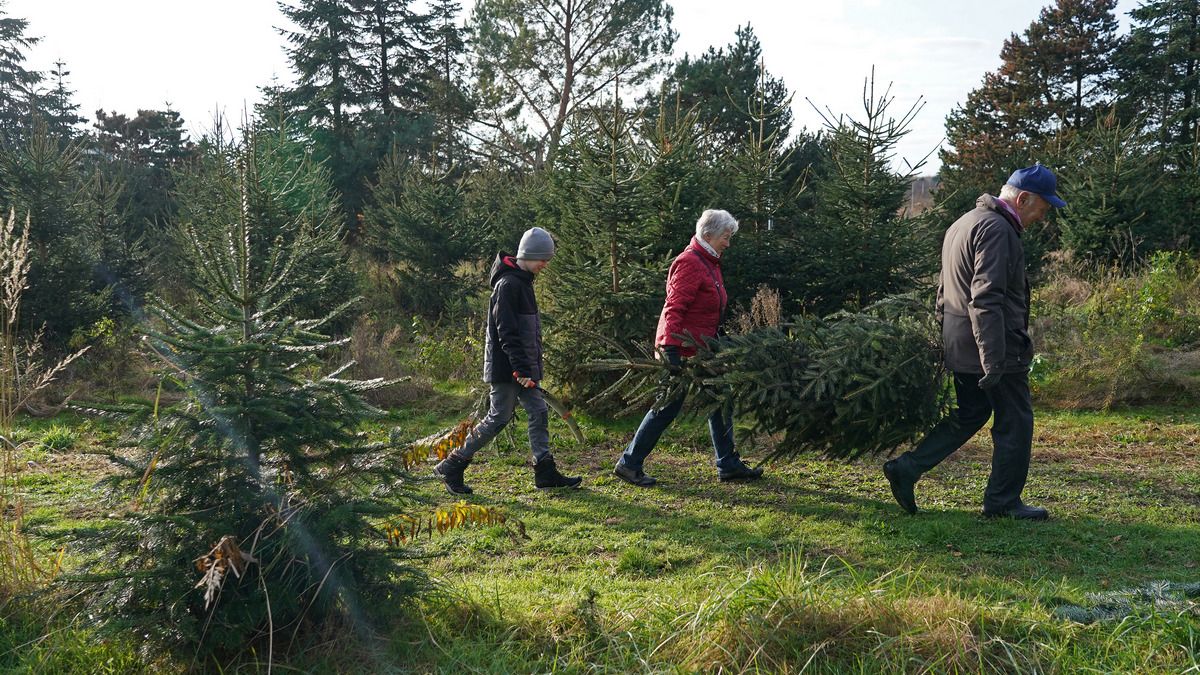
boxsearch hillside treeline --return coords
[0,0,1193,396]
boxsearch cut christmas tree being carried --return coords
[588,294,952,461]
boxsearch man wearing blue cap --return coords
[883,164,1066,520]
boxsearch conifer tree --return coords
[1051,113,1163,263]
[462,165,544,256]
[1115,0,1200,155]
[800,76,937,314]
[76,131,421,658]
[362,154,475,316]
[34,60,85,140]
[939,0,1119,216]
[0,3,40,142]
[1113,0,1200,253]
[544,96,664,395]
[278,0,366,135]
[649,25,791,154]
[172,125,357,326]
[717,62,810,310]
[351,0,439,162]
[636,96,716,255]
[278,0,373,229]
[353,0,430,121]
[0,121,108,344]
[78,163,155,317]
[425,0,472,166]
[89,108,196,305]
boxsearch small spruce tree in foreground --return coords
[74,131,422,659]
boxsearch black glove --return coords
[978,371,1002,390]
[658,345,682,366]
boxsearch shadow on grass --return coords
[451,446,1200,593]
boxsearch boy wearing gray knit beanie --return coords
[434,227,582,494]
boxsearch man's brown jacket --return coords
[936,194,1034,376]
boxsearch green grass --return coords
[2,405,1200,672]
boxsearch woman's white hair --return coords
[695,209,739,240]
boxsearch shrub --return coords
[1032,251,1200,407]
[35,424,78,453]
[408,315,482,383]
[66,317,156,401]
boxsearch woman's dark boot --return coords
[533,455,582,489]
[434,452,473,495]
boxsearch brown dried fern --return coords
[384,501,527,546]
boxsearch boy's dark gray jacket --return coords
[936,194,1033,376]
[482,253,543,383]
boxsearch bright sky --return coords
[7,0,1139,174]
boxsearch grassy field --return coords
[3,403,1200,673]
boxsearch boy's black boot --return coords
[533,455,582,489]
[434,451,474,495]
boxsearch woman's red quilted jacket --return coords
[654,237,727,357]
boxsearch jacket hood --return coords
[489,252,533,288]
[976,194,1023,234]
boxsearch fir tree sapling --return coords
[72,132,424,659]
[542,96,666,400]
[801,72,938,314]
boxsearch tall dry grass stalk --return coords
[730,285,784,335]
[0,210,86,595]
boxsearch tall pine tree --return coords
[33,60,85,140]
[425,0,472,166]
[0,2,40,142]
[1113,0,1200,252]
[648,25,792,155]
[1116,0,1200,155]
[940,0,1119,217]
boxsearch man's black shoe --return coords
[718,463,764,482]
[613,462,656,487]
[983,503,1048,520]
[883,459,918,515]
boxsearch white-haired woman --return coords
[614,209,764,486]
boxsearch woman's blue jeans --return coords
[618,347,740,472]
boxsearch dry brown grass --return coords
[1035,273,1093,308]
[730,285,784,335]
[346,316,434,407]
[1032,253,1200,409]
[686,590,985,672]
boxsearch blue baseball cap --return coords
[1005,163,1066,208]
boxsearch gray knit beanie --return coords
[517,227,555,260]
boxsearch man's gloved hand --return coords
[978,371,1003,390]
[512,371,537,389]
